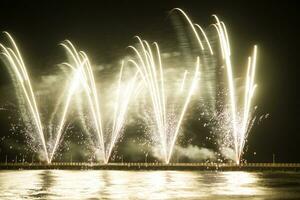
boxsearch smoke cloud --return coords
[220,147,236,161]
[177,145,216,161]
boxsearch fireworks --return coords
[212,15,258,164]
[0,8,259,164]
[172,9,258,164]
[0,32,49,163]
[51,41,140,163]
[128,37,200,163]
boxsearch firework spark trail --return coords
[53,41,106,163]
[112,61,124,133]
[128,39,168,162]
[49,61,86,162]
[57,41,139,163]
[106,70,140,161]
[171,8,214,56]
[77,58,139,163]
[79,51,106,162]
[49,40,103,162]
[129,37,200,163]
[238,46,257,160]
[180,70,188,92]
[48,74,73,142]
[172,8,217,111]
[211,15,239,163]
[167,57,200,162]
[212,16,258,164]
[173,9,258,164]
[0,32,50,163]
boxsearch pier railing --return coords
[0,162,300,170]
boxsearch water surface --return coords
[0,170,299,199]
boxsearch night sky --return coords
[0,0,299,163]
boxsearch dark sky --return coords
[0,0,299,163]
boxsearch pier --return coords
[1,162,300,171]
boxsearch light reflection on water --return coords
[0,170,299,199]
